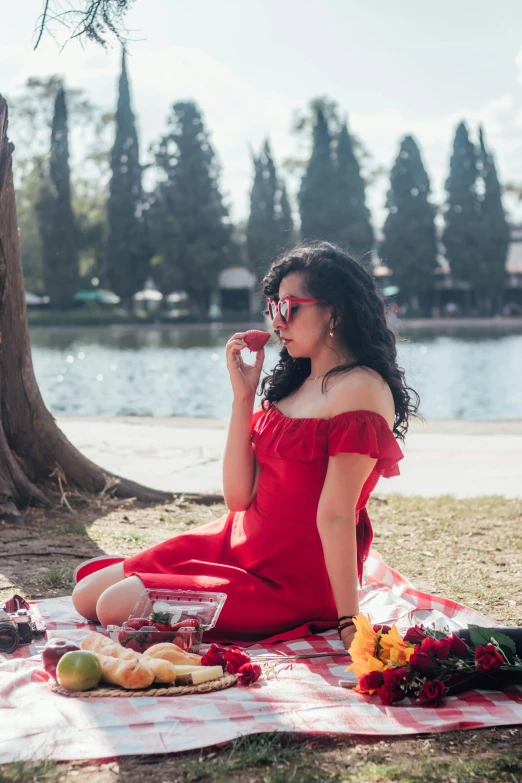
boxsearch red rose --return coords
[410,647,437,673]
[449,634,469,656]
[224,647,251,674]
[373,624,391,634]
[403,625,427,644]
[418,679,446,706]
[359,670,383,692]
[201,644,227,667]
[237,662,262,685]
[420,637,438,655]
[378,685,405,705]
[475,644,504,672]
[431,638,452,661]
[382,667,410,689]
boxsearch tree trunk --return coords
[0,95,171,524]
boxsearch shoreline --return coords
[57,415,522,435]
[28,317,522,333]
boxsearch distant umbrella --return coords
[165,291,189,303]
[381,285,400,297]
[133,288,163,302]
[25,292,50,306]
[74,289,121,304]
[133,276,163,302]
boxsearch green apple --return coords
[56,650,102,691]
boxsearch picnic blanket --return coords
[1,550,521,763]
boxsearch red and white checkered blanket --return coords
[1,550,521,763]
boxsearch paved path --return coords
[57,416,522,499]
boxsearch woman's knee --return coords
[72,563,126,621]
[96,575,145,628]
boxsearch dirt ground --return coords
[1,492,522,783]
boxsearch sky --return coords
[2,0,522,228]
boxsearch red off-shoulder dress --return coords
[123,401,404,644]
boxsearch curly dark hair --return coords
[258,241,421,441]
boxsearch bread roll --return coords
[145,657,178,684]
[95,653,154,689]
[81,632,139,661]
[143,642,202,666]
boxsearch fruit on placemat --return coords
[56,650,102,691]
[41,638,80,681]
[244,330,270,352]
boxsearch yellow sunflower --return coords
[345,613,378,666]
[346,651,386,681]
[378,625,416,665]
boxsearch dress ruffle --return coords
[252,402,404,478]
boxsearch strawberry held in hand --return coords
[244,330,270,352]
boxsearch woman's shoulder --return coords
[326,367,395,429]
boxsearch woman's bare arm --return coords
[222,397,259,511]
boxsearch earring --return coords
[329,326,334,337]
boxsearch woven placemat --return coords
[49,673,237,698]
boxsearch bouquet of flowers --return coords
[346,613,522,707]
[202,644,262,686]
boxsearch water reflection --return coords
[30,326,522,419]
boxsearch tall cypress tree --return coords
[442,121,483,289]
[298,106,336,240]
[149,101,232,315]
[476,127,509,314]
[106,50,149,309]
[332,122,373,260]
[276,181,294,250]
[380,135,438,313]
[36,86,79,308]
[247,140,293,278]
[247,141,278,277]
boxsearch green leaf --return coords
[490,631,516,655]
[467,625,516,654]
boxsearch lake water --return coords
[30,325,522,420]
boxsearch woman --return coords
[72,242,420,650]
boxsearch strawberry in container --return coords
[107,589,227,654]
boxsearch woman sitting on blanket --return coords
[72,241,420,650]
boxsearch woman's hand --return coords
[226,332,265,401]
[340,624,356,652]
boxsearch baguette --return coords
[95,652,154,689]
[143,642,202,666]
[81,632,139,661]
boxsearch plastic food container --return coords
[107,589,227,654]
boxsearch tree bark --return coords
[0,95,171,523]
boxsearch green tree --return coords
[247,140,294,278]
[442,122,483,293]
[149,101,233,315]
[332,122,373,260]
[9,75,113,292]
[380,135,438,314]
[106,50,149,309]
[276,180,294,251]
[476,127,509,315]
[35,87,79,308]
[298,106,337,240]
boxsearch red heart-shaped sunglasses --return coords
[265,296,325,325]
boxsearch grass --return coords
[1,494,522,782]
